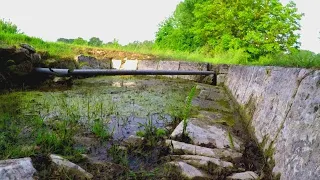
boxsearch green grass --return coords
[1,31,320,68]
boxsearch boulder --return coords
[227,171,259,180]
[0,157,36,180]
[50,154,93,179]
[20,43,36,54]
[165,140,242,160]
[167,161,210,179]
[170,111,242,150]
[123,135,144,147]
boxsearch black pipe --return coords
[34,68,216,77]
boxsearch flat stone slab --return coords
[168,161,210,179]
[198,88,229,101]
[166,155,234,175]
[167,155,233,168]
[0,157,36,180]
[227,171,259,180]
[165,140,242,160]
[171,111,243,151]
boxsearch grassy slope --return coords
[1,32,320,68]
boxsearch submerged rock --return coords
[167,161,210,179]
[165,140,242,160]
[0,157,36,180]
[50,154,93,179]
[227,171,259,180]
[123,135,144,147]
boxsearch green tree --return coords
[0,19,20,34]
[57,38,74,44]
[88,37,103,47]
[155,0,302,59]
[72,37,87,45]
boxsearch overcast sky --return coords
[1,0,319,53]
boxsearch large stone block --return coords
[137,60,159,70]
[178,62,208,81]
[158,60,180,78]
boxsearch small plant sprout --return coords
[91,118,110,140]
[182,86,196,139]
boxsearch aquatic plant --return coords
[182,86,196,139]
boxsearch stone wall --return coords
[225,65,320,180]
[111,59,223,83]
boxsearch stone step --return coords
[165,140,242,160]
[165,155,235,176]
[167,161,211,179]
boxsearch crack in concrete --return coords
[242,67,256,102]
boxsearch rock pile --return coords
[0,44,42,89]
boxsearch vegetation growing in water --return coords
[182,86,197,140]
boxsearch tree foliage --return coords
[57,38,74,44]
[88,37,103,47]
[155,0,302,59]
[72,37,88,45]
[0,19,20,34]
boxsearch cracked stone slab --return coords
[170,111,243,151]
[0,157,36,180]
[165,155,234,173]
[165,140,242,160]
[167,161,210,179]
